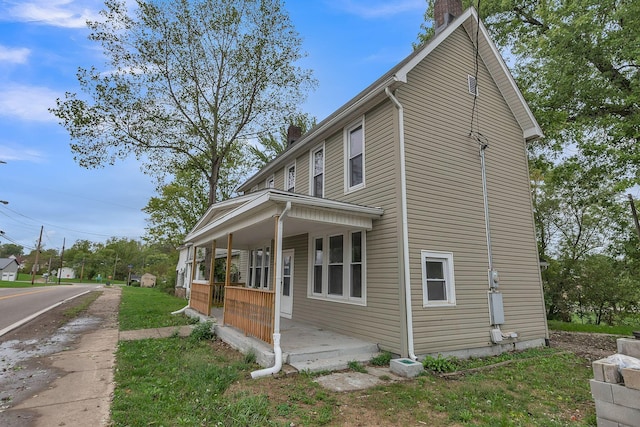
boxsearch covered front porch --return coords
[209,307,380,372]
[183,189,384,372]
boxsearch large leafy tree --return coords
[51,0,315,206]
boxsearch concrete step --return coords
[288,351,379,373]
[286,342,379,364]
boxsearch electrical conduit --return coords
[251,201,291,378]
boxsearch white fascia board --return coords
[394,8,475,83]
[268,192,384,218]
[186,191,273,242]
[188,192,258,234]
[238,76,399,192]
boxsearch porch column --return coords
[208,240,217,310]
[272,216,279,288]
[189,245,198,308]
[209,240,217,283]
[225,233,233,287]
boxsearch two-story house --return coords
[183,0,548,371]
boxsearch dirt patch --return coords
[0,291,105,425]
[548,330,620,363]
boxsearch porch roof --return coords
[185,189,384,248]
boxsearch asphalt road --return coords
[0,284,97,335]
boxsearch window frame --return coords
[421,250,456,307]
[265,175,275,189]
[248,244,271,289]
[344,118,365,193]
[308,229,366,305]
[285,162,296,192]
[310,143,325,198]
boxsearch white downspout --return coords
[385,87,417,361]
[251,201,291,378]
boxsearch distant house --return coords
[182,0,547,363]
[0,258,20,281]
[141,273,157,288]
[56,267,76,279]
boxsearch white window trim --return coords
[265,175,275,189]
[310,143,325,197]
[421,250,456,307]
[307,229,366,306]
[248,244,272,289]
[285,161,296,192]
[344,117,365,193]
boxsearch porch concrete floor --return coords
[208,307,380,372]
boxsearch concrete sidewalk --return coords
[11,286,120,427]
[7,288,195,427]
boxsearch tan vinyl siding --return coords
[280,101,404,353]
[399,26,546,354]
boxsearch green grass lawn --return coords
[118,286,193,331]
[548,319,638,335]
[113,287,598,426]
[112,337,596,426]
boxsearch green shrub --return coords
[190,321,215,342]
[422,354,458,373]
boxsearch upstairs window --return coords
[311,145,324,197]
[345,119,364,191]
[266,175,275,189]
[286,163,296,192]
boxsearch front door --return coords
[280,249,294,318]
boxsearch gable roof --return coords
[238,7,542,193]
[0,258,19,269]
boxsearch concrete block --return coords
[595,400,640,426]
[590,379,614,403]
[617,338,640,358]
[612,382,640,409]
[593,360,605,382]
[595,417,619,427]
[390,358,423,378]
[621,368,640,391]
[599,361,623,384]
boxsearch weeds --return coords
[422,354,458,373]
[189,321,214,342]
[244,349,257,364]
[348,360,367,373]
[370,351,393,366]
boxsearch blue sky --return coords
[0,0,428,253]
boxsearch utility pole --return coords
[628,194,640,241]
[57,238,65,285]
[80,258,85,282]
[113,254,119,280]
[31,225,43,285]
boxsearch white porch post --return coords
[251,202,291,378]
[225,233,233,287]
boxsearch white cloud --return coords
[0,84,60,122]
[1,0,102,29]
[0,144,46,163]
[327,0,425,19]
[0,45,31,64]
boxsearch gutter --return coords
[251,201,292,378]
[385,86,417,361]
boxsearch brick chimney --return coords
[434,0,463,33]
[287,125,302,146]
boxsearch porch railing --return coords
[190,281,244,315]
[189,280,212,315]
[224,287,275,344]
